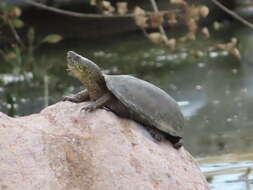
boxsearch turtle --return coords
[63,51,184,149]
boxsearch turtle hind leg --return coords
[145,127,165,142]
[146,127,183,149]
[167,135,183,149]
[172,139,183,149]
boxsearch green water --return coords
[1,27,253,189]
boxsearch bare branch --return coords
[0,49,5,57]
[149,0,168,40]
[23,0,180,19]
[6,18,25,49]
[211,0,253,30]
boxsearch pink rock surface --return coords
[0,102,210,190]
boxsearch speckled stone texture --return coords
[0,102,210,190]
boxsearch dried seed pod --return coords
[102,1,115,13]
[90,0,97,6]
[170,0,186,5]
[150,15,164,28]
[148,32,164,44]
[167,13,177,25]
[164,38,176,49]
[200,6,209,18]
[134,7,148,28]
[202,27,210,39]
[9,7,22,18]
[117,2,128,15]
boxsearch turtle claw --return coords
[81,104,96,112]
[173,139,183,149]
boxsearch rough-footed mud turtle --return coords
[63,51,184,148]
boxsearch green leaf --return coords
[4,51,16,61]
[14,46,22,65]
[12,18,24,28]
[42,34,62,44]
[213,21,223,31]
[27,27,35,45]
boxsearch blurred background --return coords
[1,0,253,189]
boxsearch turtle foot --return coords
[81,104,96,112]
[147,128,164,142]
[172,139,183,149]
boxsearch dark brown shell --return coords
[104,75,184,137]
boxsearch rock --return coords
[0,101,210,190]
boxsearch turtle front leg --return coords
[82,93,112,112]
[63,89,89,102]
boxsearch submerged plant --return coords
[0,1,62,115]
[0,2,62,71]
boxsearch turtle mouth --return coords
[66,57,75,71]
[66,51,83,72]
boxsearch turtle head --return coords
[67,51,103,84]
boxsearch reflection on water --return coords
[1,27,253,189]
[198,153,253,190]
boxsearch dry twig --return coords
[24,0,180,19]
[149,0,168,40]
[211,0,253,29]
[6,18,25,49]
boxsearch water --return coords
[199,153,253,190]
[1,26,253,189]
